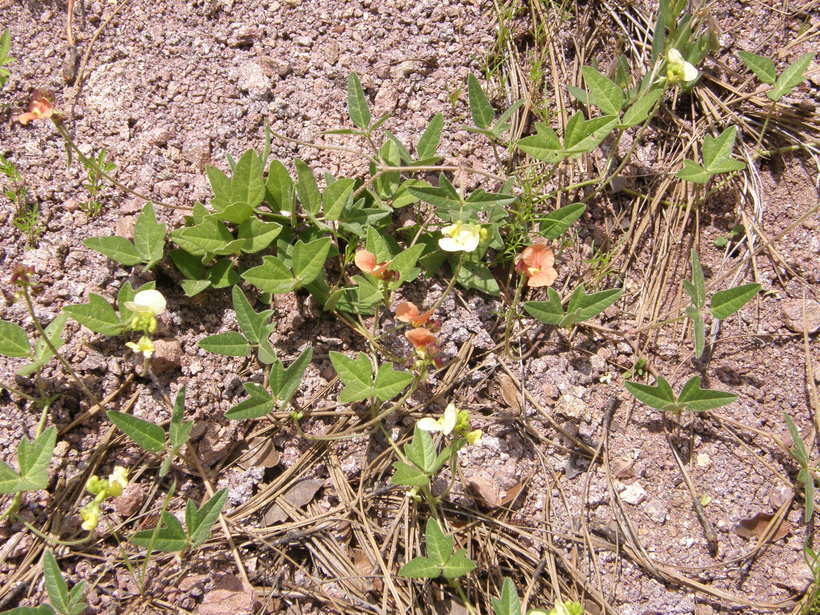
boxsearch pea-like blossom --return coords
[666,48,699,84]
[439,222,482,253]
[515,244,558,287]
[15,90,57,125]
[395,301,434,327]
[354,249,397,281]
[124,289,167,316]
[125,335,156,359]
[417,403,458,435]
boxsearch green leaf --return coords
[563,112,618,155]
[224,383,275,420]
[330,351,374,403]
[235,217,282,254]
[710,283,760,319]
[404,426,437,474]
[688,306,705,360]
[169,388,193,451]
[389,243,425,286]
[492,578,521,615]
[416,113,443,160]
[295,160,322,216]
[0,606,56,615]
[0,320,30,357]
[620,89,662,127]
[677,376,737,411]
[391,460,430,488]
[242,256,297,294]
[624,377,677,410]
[130,511,188,552]
[231,286,272,345]
[523,288,565,326]
[768,52,814,101]
[107,411,165,452]
[440,549,476,579]
[783,413,808,466]
[231,150,266,212]
[0,427,56,494]
[18,314,67,377]
[198,332,251,357]
[517,122,564,163]
[42,551,77,615]
[567,85,591,105]
[467,75,494,129]
[457,260,499,296]
[702,126,738,169]
[686,249,706,308]
[409,517,476,580]
[275,346,313,405]
[539,203,585,239]
[265,160,294,215]
[574,287,623,320]
[292,237,332,285]
[676,160,711,184]
[346,73,371,130]
[83,237,141,266]
[180,279,211,297]
[398,556,440,579]
[171,218,234,257]
[323,178,355,221]
[186,489,227,547]
[133,203,166,268]
[408,185,463,211]
[372,363,413,401]
[581,66,624,115]
[737,51,776,85]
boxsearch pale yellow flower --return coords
[439,222,482,253]
[666,48,698,84]
[418,403,459,435]
[124,289,166,316]
[126,335,156,359]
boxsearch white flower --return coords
[417,403,458,435]
[124,289,166,316]
[439,222,482,253]
[107,466,129,496]
[666,48,699,83]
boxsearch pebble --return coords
[620,482,647,505]
[781,299,820,333]
[236,60,271,100]
[151,339,182,374]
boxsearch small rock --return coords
[151,339,182,374]
[644,497,667,523]
[374,82,399,116]
[198,575,257,615]
[236,60,271,100]
[620,482,647,505]
[155,180,179,198]
[113,482,145,517]
[695,452,711,468]
[555,394,585,420]
[294,35,313,47]
[145,126,173,147]
[322,41,340,65]
[781,299,820,333]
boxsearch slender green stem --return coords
[450,578,477,615]
[753,100,776,154]
[503,274,527,357]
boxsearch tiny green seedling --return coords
[677,126,746,184]
[129,488,227,553]
[80,149,116,217]
[0,551,87,615]
[684,249,760,359]
[84,202,166,270]
[398,517,476,580]
[624,375,737,413]
[106,389,193,477]
[524,284,623,329]
[737,51,815,102]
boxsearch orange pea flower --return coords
[354,249,396,281]
[395,301,434,327]
[15,90,58,125]
[515,244,558,288]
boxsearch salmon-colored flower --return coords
[405,327,437,350]
[354,249,396,281]
[395,301,434,327]
[515,244,558,288]
[15,89,57,125]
